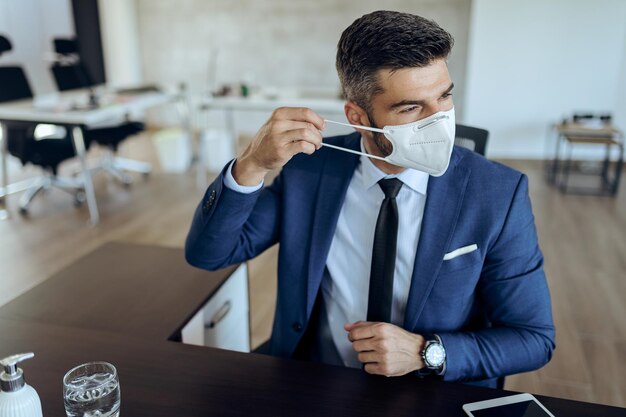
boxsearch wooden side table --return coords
[547,122,624,196]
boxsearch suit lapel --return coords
[403,150,471,331]
[306,133,361,316]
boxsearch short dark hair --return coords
[336,10,454,111]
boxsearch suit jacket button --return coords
[292,322,303,332]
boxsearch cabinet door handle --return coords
[206,300,232,329]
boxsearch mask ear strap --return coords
[320,142,388,162]
[320,119,389,161]
[324,119,387,134]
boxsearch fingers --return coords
[364,363,390,376]
[351,339,372,353]
[269,120,321,134]
[349,323,425,377]
[344,321,371,331]
[364,363,404,377]
[286,140,316,156]
[352,335,389,353]
[347,322,385,342]
[357,351,378,364]
[277,127,323,151]
[364,363,380,375]
[271,107,325,131]
[243,107,324,173]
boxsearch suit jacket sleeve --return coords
[185,162,283,270]
[437,174,556,382]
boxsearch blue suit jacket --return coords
[186,132,555,386]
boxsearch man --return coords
[186,10,555,388]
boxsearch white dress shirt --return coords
[223,139,429,368]
[323,140,428,367]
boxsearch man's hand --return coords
[345,321,426,377]
[232,107,325,186]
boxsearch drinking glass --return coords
[63,362,121,417]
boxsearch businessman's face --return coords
[345,58,454,159]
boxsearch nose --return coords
[420,100,453,121]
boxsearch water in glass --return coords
[63,363,120,417]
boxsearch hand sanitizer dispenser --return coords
[0,353,43,417]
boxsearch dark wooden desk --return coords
[0,242,237,341]
[1,242,623,416]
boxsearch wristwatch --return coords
[420,336,446,370]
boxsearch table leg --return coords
[612,142,624,196]
[225,107,236,150]
[560,140,573,193]
[225,107,237,168]
[177,93,206,189]
[196,126,206,189]
[71,126,99,225]
[551,133,563,185]
[0,123,9,220]
[601,144,610,185]
[186,100,205,190]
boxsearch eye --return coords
[440,93,453,100]
[400,105,419,114]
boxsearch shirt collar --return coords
[360,138,429,195]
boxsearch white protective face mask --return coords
[323,107,456,177]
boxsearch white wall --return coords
[0,0,143,92]
[463,0,626,159]
[98,0,143,88]
[0,0,74,94]
[135,0,472,124]
[614,28,626,136]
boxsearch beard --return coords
[367,111,393,157]
[371,131,393,157]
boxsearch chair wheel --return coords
[74,192,86,207]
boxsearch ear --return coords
[344,101,371,127]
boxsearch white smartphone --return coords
[463,393,555,417]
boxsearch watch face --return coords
[425,343,445,367]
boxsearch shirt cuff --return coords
[223,159,264,194]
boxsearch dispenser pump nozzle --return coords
[0,353,34,392]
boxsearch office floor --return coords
[0,132,624,408]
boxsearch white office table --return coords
[199,95,345,133]
[200,95,345,112]
[0,90,175,225]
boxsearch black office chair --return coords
[455,124,489,156]
[0,35,84,213]
[50,38,149,185]
[51,62,95,92]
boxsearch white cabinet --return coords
[181,263,250,352]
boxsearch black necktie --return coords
[367,178,403,323]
